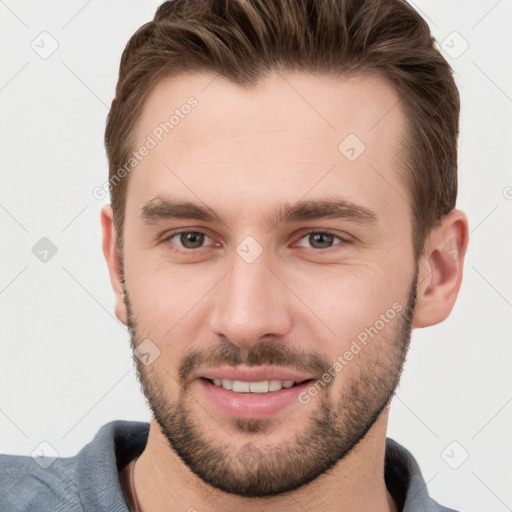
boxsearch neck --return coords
[132,412,397,512]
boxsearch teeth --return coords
[232,380,250,392]
[221,378,233,390]
[211,379,298,393]
[269,379,283,392]
[249,381,268,393]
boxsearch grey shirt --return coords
[0,420,458,511]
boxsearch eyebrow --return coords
[139,195,378,227]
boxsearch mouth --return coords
[197,376,316,419]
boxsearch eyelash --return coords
[160,229,350,254]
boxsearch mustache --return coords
[178,338,332,388]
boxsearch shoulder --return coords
[0,420,149,512]
[0,452,82,511]
[385,438,463,512]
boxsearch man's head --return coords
[105,0,460,263]
[101,0,468,500]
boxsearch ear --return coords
[413,209,469,328]
[100,204,128,326]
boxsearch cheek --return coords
[294,263,404,322]
[287,264,410,366]
[125,261,217,350]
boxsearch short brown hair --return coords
[105,0,459,260]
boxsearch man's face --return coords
[120,72,418,497]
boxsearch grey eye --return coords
[297,232,341,249]
[174,232,208,249]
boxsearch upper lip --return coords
[198,366,315,384]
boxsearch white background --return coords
[1,1,511,511]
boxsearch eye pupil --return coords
[310,232,334,249]
[180,232,204,249]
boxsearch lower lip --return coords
[198,378,313,419]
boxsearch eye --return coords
[160,229,349,254]
[295,230,347,250]
[162,230,215,251]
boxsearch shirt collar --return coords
[73,420,443,512]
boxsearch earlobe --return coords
[412,209,469,328]
[100,204,128,325]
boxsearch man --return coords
[0,0,469,510]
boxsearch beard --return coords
[124,266,418,498]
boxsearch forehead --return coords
[135,71,404,150]
[125,71,409,226]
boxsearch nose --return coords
[209,252,293,348]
